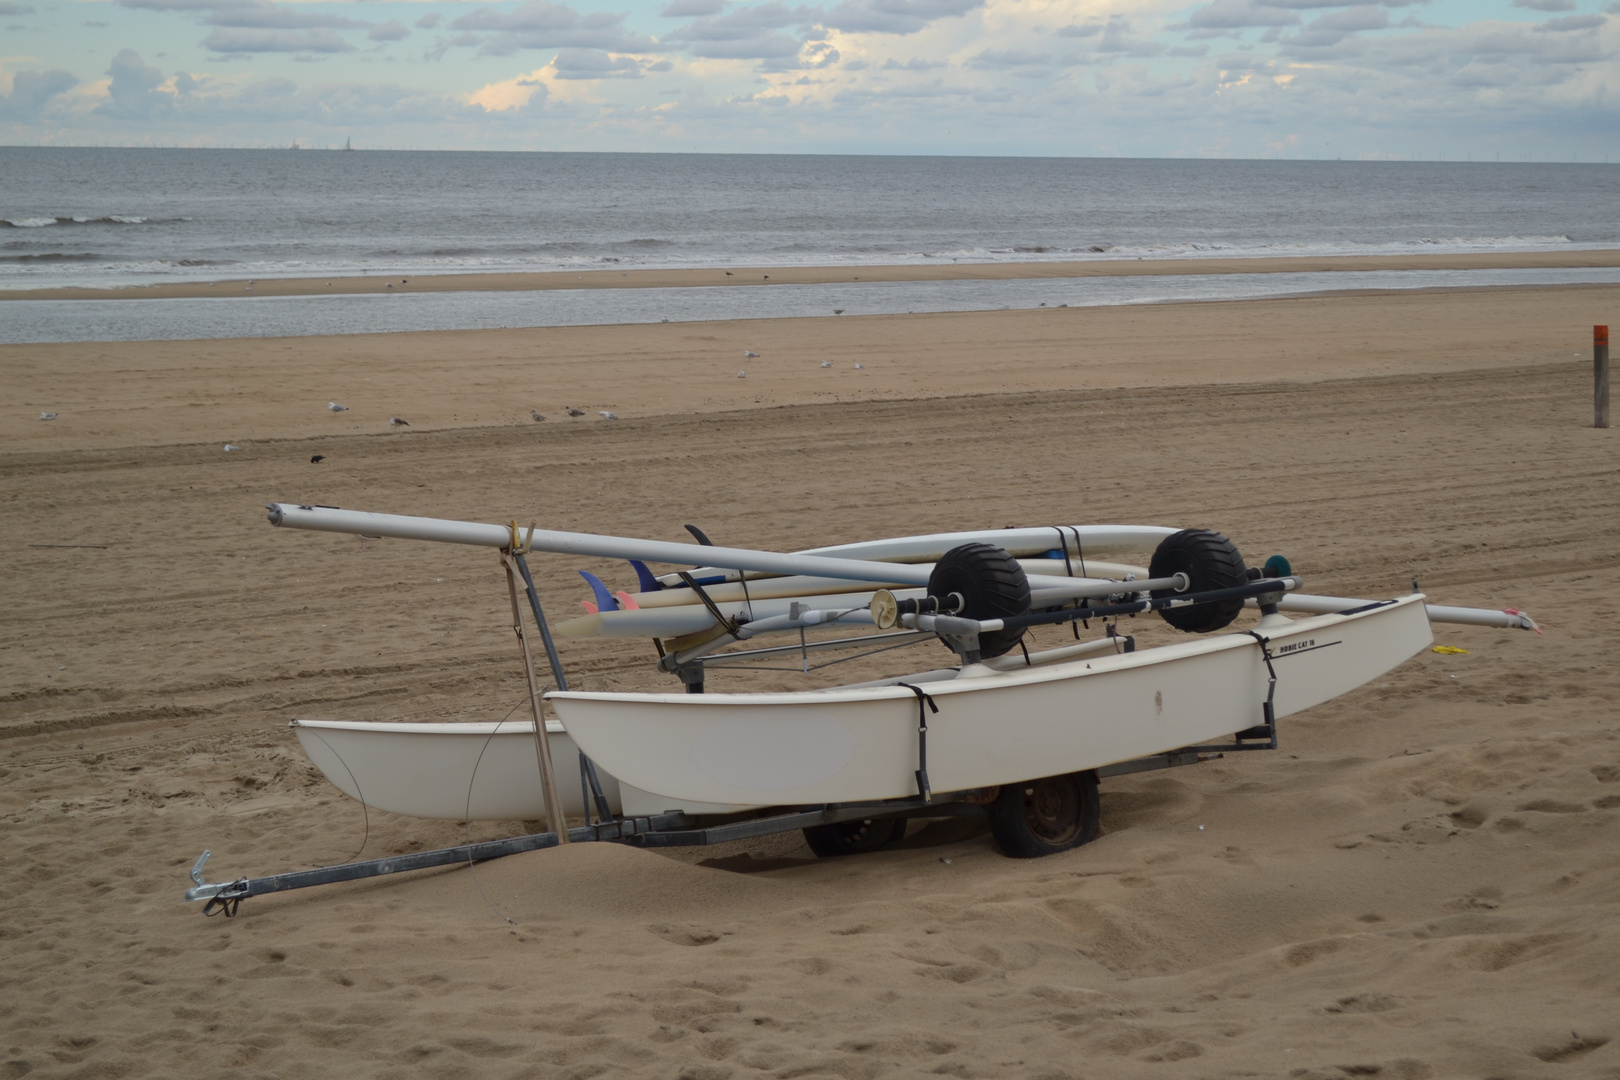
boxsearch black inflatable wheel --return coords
[802,816,907,858]
[986,771,1101,858]
[1148,528,1248,633]
[927,543,1030,659]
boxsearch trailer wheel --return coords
[986,771,1100,858]
[802,816,908,858]
[1149,528,1248,633]
[928,542,1030,659]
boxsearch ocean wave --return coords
[0,252,108,263]
[0,215,179,228]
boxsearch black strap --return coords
[897,683,939,803]
[1244,630,1279,736]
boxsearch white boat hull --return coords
[547,595,1433,808]
[290,719,622,823]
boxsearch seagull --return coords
[744,350,759,358]
[853,362,864,370]
[725,271,733,276]
[833,309,844,315]
[599,410,618,420]
[311,454,325,463]
[39,412,57,420]
[820,361,833,368]
[328,402,348,412]
[530,409,546,421]
[386,283,393,289]
[567,407,586,417]
[389,417,410,426]
[223,444,240,452]
[737,371,746,378]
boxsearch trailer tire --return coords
[986,771,1100,858]
[802,816,908,858]
[1149,528,1248,633]
[928,543,1030,659]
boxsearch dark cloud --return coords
[551,47,643,77]
[1185,0,1300,31]
[204,27,355,52]
[0,1,36,13]
[823,0,981,35]
[1512,0,1575,10]
[203,2,366,30]
[448,1,652,56]
[0,67,76,119]
[1056,22,1102,38]
[97,48,169,118]
[1535,13,1606,30]
[881,56,945,70]
[1284,5,1388,47]
[659,0,725,15]
[369,19,408,41]
[968,48,1054,69]
[1096,15,1163,56]
[415,11,440,28]
[663,1,812,60]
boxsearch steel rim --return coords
[1022,777,1082,845]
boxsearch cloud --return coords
[823,0,982,35]
[96,48,170,117]
[415,11,440,28]
[204,2,366,31]
[1185,0,1302,30]
[369,19,408,41]
[0,66,76,119]
[551,47,643,77]
[1535,14,1606,31]
[1513,0,1574,10]
[203,27,355,52]
[660,0,724,15]
[0,1,35,13]
[1284,4,1388,47]
[447,1,652,56]
[881,56,945,69]
[662,1,812,60]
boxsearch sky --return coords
[1,0,1616,156]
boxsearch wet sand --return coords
[6,248,1620,301]
[2,284,1618,1079]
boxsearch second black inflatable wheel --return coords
[927,542,1030,659]
[802,816,908,858]
[986,771,1101,858]
[1148,528,1248,633]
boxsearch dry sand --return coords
[3,280,1619,1079]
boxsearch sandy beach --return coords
[3,272,1618,1079]
[6,248,1620,302]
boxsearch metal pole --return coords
[1597,325,1610,430]
[512,552,613,822]
[501,552,570,841]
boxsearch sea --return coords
[3,148,1618,344]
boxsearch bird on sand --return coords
[311,454,325,464]
[530,409,546,421]
[223,444,240,452]
[39,412,57,420]
[820,361,833,368]
[744,350,759,358]
[834,309,844,315]
[853,363,864,369]
[567,407,586,417]
[389,417,410,426]
[599,410,618,420]
[737,371,746,378]
[328,402,349,412]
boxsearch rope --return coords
[1243,630,1279,737]
[896,683,939,803]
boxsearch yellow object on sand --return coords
[1432,645,1469,655]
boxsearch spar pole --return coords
[1597,325,1610,430]
[499,541,570,842]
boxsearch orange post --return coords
[1598,325,1611,429]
